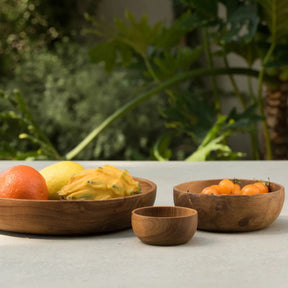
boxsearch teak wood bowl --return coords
[131,206,198,246]
[174,179,285,232]
[0,177,156,235]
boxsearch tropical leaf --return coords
[219,3,259,44]
[0,90,60,160]
[155,11,206,49]
[114,11,163,57]
[176,0,218,20]
[226,105,262,132]
[186,134,232,161]
[253,0,288,42]
[162,90,216,144]
[219,0,242,13]
[213,42,260,67]
[153,45,204,80]
[264,44,288,68]
[89,42,117,72]
[152,133,172,161]
[184,106,258,161]
[184,115,236,161]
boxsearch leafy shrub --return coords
[0,40,167,160]
[0,0,60,76]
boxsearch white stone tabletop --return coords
[0,161,287,288]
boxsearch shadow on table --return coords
[257,215,288,235]
[186,234,217,247]
[0,227,136,240]
[183,215,288,247]
[1,216,287,241]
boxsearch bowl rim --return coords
[0,176,157,203]
[173,178,284,197]
[132,205,198,219]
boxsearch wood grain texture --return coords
[132,206,198,246]
[0,177,156,235]
[174,179,285,232]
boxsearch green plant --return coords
[67,9,260,161]
[0,0,99,77]
[0,89,60,160]
[176,0,288,159]
[0,40,168,160]
[0,0,60,76]
[74,0,288,160]
[3,1,287,161]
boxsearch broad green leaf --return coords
[219,0,242,13]
[153,133,172,161]
[186,134,231,161]
[264,44,288,68]
[0,90,60,160]
[226,105,262,132]
[253,0,288,42]
[184,107,257,161]
[214,41,260,67]
[153,45,204,80]
[156,11,209,49]
[89,42,117,72]
[114,11,163,56]
[220,4,259,44]
[162,90,216,145]
[200,115,227,147]
[117,42,134,67]
[177,0,218,20]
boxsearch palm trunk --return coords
[263,81,288,159]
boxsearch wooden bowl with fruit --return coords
[173,179,285,232]
[0,163,157,235]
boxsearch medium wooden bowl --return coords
[131,206,198,246]
[174,179,285,232]
[0,177,156,235]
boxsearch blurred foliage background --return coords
[0,0,168,160]
[1,0,288,161]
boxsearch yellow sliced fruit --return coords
[58,164,141,200]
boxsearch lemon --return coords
[40,161,84,200]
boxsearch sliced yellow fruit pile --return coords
[58,164,141,200]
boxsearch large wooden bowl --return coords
[174,179,285,232]
[0,177,156,235]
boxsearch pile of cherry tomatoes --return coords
[200,179,269,195]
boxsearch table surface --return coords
[0,160,288,288]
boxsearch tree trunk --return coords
[264,81,288,159]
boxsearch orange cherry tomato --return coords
[253,182,269,194]
[218,179,235,195]
[201,185,219,195]
[241,184,261,195]
[232,183,241,195]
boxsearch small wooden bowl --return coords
[0,177,156,235]
[131,206,198,246]
[174,179,285,232]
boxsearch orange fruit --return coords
[201,185,220,195]
[218,179,235,194]
[0,165,48,200]
[232,183,241,195]
[253,182,269,194]
[241,184,261,195]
